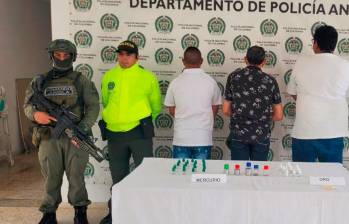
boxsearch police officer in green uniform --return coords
[23,39,100,224]
[99,40,162,224]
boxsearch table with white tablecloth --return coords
[112,158,349,224]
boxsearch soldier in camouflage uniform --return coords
[23,39,100,224]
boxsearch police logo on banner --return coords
[211,146,224,160]
[207,49,225,67]
[284,69,292,85]
[102,146,110,161]
[181,34,199,49]
[155,113,173,129]
[285,37,303,54]
[311,21,326,36]
[158,80,170,95]
[260,19,278,37]
[155,48,173,65]
[283,102,296,119]
[100,13,119,32]
[74,30,93,48]
[75,64,94,80]
[208,17,226,35]
[217,82,224,96]
[267,149,274,161]
[84,162,95,178]
[155,16,173,33]
[264,51,277,68]
[73,0,92,12]
[155,145,172,158]
[101,46,117,64]
[337,38,349,56]
[233,35,251,53]
[344,137,349,152]
[127,32,146,49]
[214,115,224,130]
[282,134,292,150]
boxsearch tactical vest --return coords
[42,71,83,123]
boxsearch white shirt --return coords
[287,53,349,139]
[164,68,222,146]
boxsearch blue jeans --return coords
[227,139,270,161]
[173,146,211,159]
[292,138,343,163]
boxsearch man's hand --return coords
[167,106,175,117]
[71,139,80,148]
[33,111,57,125]
[222,100,232,117]
[272,103,283,121]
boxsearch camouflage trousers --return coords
[38,136,91,213]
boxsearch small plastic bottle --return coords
[287,162,295,176]
[202,159,207,172]
[234,164,241,175]
[176,160,181,166]
[263,165,269,176]
[295,164,302,177]
[171,164,177,175]
[182,164,187,175]
[223,164,230,175]
[253,164,259,176]
[192,160,197,172]
[245,162,252,176]
[191,166,196,173]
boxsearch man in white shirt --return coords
[287,25,349,163]
[164,47,222,159]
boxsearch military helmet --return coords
[47,39,77,61]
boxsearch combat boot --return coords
[99,213,112,224]
[74,206,89,224]
[38,212,57,224]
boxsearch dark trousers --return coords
[227,138,270,161]
[108,137,153,184]
[106,126,153,215]
[292,137,343,163]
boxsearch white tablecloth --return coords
[112,158,349,224]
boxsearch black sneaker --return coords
[38,212,57,224]
[74,206,89,224]
[99,213,112,224]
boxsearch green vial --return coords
[224,164,230,175]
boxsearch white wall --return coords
[0,0,51,154]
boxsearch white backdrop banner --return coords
[51,0,349,201]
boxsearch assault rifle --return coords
[29,75,104,162]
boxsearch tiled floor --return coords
[0,152,108,224]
